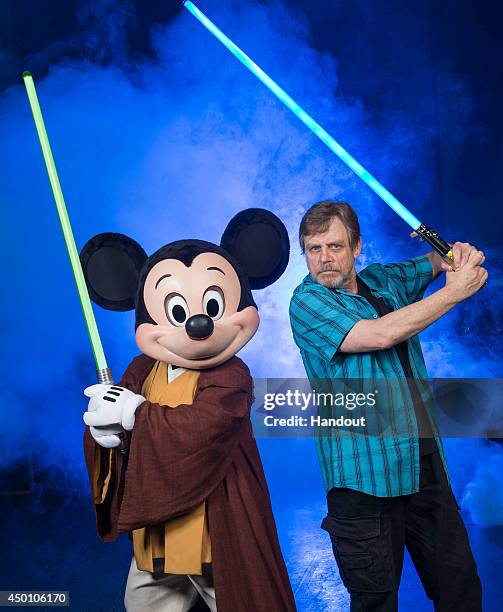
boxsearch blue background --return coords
[1,1,502,609]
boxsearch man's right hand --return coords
[444,248,487,302]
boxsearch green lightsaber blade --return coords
[183,1,455,267]
[23,71,110,376]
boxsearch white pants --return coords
[124,557,217,612]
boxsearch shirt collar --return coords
[167,363,188,383]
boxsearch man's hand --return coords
[444,248,488,302]
[410,232,485,275]
[443,241,485,272]
[83,384,145,431]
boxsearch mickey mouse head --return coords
[80,209,289,369]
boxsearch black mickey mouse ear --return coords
[79,233,148,311]
[221,208,290,290]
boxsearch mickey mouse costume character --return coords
[80,209,296,612]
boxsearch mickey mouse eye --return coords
[164,293,189,326]
[202,287,225,320]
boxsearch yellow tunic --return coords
[93,361,212,575]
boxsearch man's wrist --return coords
[427,251,445,280]
[437,284,460,306]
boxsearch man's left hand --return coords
[448,242,485,270]
[410,233,485,273]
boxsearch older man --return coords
[289,200,486,611]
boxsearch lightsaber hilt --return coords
[96,367,128,455]
[415,224,456,270]
[97,368,113,384]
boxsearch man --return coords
[289,200,487,611]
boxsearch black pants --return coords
[322,451,482,611]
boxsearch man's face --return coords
[304,217,361,289]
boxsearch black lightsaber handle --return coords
[96,367,128,455]
[415,224,487,288]
[415,223,456,270]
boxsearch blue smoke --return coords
[0,2,502,605]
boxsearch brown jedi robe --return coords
[84,354,296,612]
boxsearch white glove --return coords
[83,384,145,432]
[89,424,122,449]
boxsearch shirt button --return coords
[372,314,378,318]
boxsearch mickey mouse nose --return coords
[185,314,214,340]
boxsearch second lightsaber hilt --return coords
[96,367,128,455]
[415,224,455,270]
[97,368,114,385]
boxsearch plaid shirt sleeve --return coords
[381,254,433,305]
[289,289,363,361]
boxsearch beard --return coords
[316,268,346,289]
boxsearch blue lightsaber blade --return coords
[183,0,454,265]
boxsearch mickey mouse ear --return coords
[79,233,148,311]
[221,208,290,290]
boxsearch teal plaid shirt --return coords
[289,254,450,497]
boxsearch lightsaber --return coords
[183,1,455,267]
[22,71,113,385]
